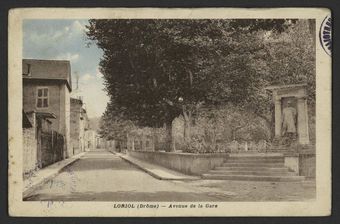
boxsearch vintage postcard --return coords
[8,8,331,217]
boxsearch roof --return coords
[22,59,72,91]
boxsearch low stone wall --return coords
[284,151,315,178]
[299,152,316,178]
[128,150,315,178]
[23,128,38,174]
[128,151,229,175]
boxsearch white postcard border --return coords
[8,7,331,217]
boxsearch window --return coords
[37,87,49,108]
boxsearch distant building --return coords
[70,97,89,155]
[85,130,97,151]
[22,59,72,158]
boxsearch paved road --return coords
[25,151,230,201]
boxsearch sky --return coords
[23,19,109,118]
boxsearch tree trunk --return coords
[152,128,158,151]
[183,108,192,144]
[131,137,135,151]
[164,120,174,152]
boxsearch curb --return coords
[23,153,84,199]
[107,150,116,155]
[117,154,200,181]
[119,155,166,180]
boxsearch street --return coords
[24,150,232,201]
[24,150,315,202]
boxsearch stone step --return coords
[221,162,284,167]
[207,170,296,176]
[201,174,305,182]
[228,155,283,159]
[229,153,283,157]
[228,156,283,159]
[215,166,289,172]
[226,158,284,163]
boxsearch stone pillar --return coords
[274,98,282,137]
[131,137,135,151]
[141,134,146,151]
[297,97,310,144]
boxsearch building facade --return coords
[70,97,89,155]
[84,130,97,151]
[23,59,72,158]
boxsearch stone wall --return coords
[23,83,61,135]
[40,131,64,168]
[85,130,96,150]
[23,128,37,174]
[128,151,228,175]
[284,151,315,178]
[61,84,71,158]
[70,98,85,155]
[299,152,316,178]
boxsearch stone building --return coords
[85,130,97,151]
[70,97,89,155]
[22,59,72,158]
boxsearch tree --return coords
[98,101,135,142]
[86,19,314,150]
[241,20,316,139]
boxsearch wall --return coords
[23,82,61,133]
[299,153,316,178]
[284,151,315,178]
[60,84,71,158]
[79,117,85,152]
[128,151,228,175]
[70,100,83,155]
[85,130,96,150]
[23,81,71,159]
[23,128,38,174]
[40,131,64,168]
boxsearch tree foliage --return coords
[86,19,315,146]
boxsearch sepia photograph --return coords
[8,8,331,216]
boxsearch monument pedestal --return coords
[265,84,310,147]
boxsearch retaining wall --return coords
[298,152,316,178]
[128,151,229,175]
[129,150,315,178]
[284,151,315,178]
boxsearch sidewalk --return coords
[23,152,85,198]
[112,151,200,181]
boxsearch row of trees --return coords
[86,19,315,151]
